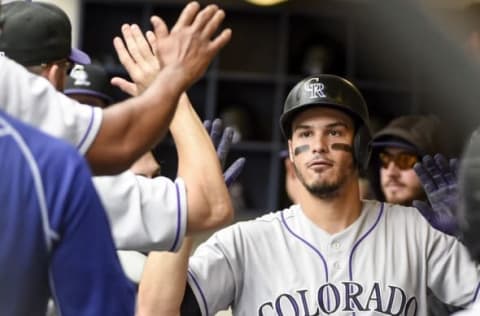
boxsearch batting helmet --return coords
[458,127,480,262]
[280,74,372,170]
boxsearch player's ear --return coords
[288,140,294,162]
[45,64,66,92]
[45,64,59,89]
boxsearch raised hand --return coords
[412,154,460,236]
[204,119,246,187]
[152,2,231,90]
[112,23,159,96]
[112,2,231,95]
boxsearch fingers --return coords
[121,24,144,66]
[217,127,234,168]
[210,119,223,148]
[145,31,157,55]
[413,160,436,194]
[191,4,218,33]
[209,28,232,54]
[120,24,157,70]
[149,2,230,87]
[150,15,169,40]
[201,9,225,39]
[424,155,446,190]
[203,120,212,134]
[224,157,246,187]
[434,153,456,186]
[171,1,201,32]
[130,24,157,65]
[111,77,138,96]
[113,36,136,75]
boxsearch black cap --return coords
[0,1,90,66]
[64,64,114,105]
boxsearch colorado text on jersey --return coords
[257,281,417,316]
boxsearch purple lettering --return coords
[275,293,300,316]
[297,289,320,316]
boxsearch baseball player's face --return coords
[380,147,425,205]
[288,107,356,198]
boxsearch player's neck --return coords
[298,179,362,235]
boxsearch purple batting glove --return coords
[224,157,246,187]
[412,154,460,236]
[203,118,246,187]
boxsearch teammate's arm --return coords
[172,94,234,233]
[137,227,239,315]
[0,2,231,175]
[112,14,234,234]
[137,237,194,316]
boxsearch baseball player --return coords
[0,1,231,175]
[0,110,135,315]
[137,74,480,316]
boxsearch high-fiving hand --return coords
[112,2,231,95]
[204,119,246,187]
[413,154,460,236]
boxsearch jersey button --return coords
[333,262,341,269]
[332,242,340,249]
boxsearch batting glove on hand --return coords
[412,154,460,236]
[204,119,246,187]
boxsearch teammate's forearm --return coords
[86,67,188,175]
[137,237,193,316]
[170,94,234,233]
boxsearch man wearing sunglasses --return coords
[369,114,458,316]
[369,115,447,206]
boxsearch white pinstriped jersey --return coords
[0,56,102,154]
[188,200,480,316]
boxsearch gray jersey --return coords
[0,56,102,154]
[188,200,480,315]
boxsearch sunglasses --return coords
[379,152,419,170]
